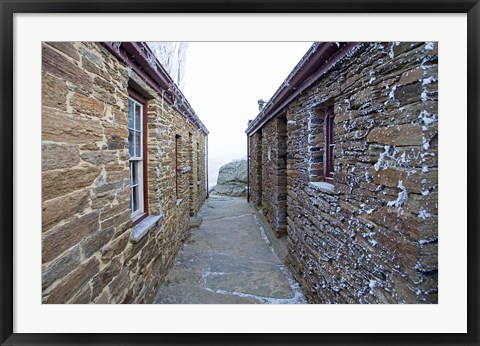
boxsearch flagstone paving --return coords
[154,195,306,304]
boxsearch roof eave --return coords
[245,42,360,136]
[103,42,209,136]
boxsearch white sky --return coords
[182,42,313,188]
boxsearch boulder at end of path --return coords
[213,159,247,197]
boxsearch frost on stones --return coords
[246,41,438,304]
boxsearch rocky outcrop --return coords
[213,159,248,197]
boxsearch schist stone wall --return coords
[249,131,263,209]
[248,42,438,303]
[249,115,288,237]
[42,42,207,304]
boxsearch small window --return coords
[196,142,200,182]
[324,108,335,182]
[175,134,181,199]
[308,103,335,184]
[128,95,148,224]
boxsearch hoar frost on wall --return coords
[147,42,189,91]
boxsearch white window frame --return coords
[128,97,145,221]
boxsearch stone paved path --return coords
[154,195,306,304]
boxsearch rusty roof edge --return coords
[103,42,209,136]
[245,42,360,136]
[245,42,323,134]
[136,42,210,135]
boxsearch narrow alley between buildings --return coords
[154,195,306,304]
[40,41,438,305]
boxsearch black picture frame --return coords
[1,1,478,345]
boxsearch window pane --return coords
[132,186,138,212]
[129,161,133,185]
[128,99,134,129]
[134,131,141,157]
[130,187,134,211]
[131,161,138,185]
[128,129,134,157]
[135,103,141,131]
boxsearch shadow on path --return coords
[154,195,306,304]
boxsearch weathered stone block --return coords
[79,45,104,68]
[92,257,122,299]
[101,209,130,231]
[42,166,101,201]
[369,206,433,241]
[81,151,117,165]
[393,83,422,105]
[42,143,80,171]
[123,236,148,264]
[47,42,80,61]
[393,42,423,57]
[42,106,103,144]
[100,232,129,262]
[106,163,129,182]
[404,192,438,215]
[91,192,115,210]
[398,68,423,86]
[94,290,110,303]
[70,285,93,304]
[369,167,403,188]
[42,190,90,230]
[83,57,110,81]
[391,274,417,303]
[105,124,128,150]
[369,167,436,194]
[375,227,418,269]
[80,142,100,151]
[367,124,423,146]
[43,212,100,263]
[81,227,115,258]
[418,242,438,271]
[42,73,69,110]
[94,76,116,95]
[70,93,105,117]
[42,44,92,93]
[109,266,130,301]
[139,238,159,266]
[42,245,81,289]
[45,257,99,304]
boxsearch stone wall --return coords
[42,42,207,304]
[249,131,263,208]
[249,42,438,303]
[252,115,288,238]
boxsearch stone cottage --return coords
[42,42,208,303]
[246,42,438,303]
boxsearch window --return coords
[308,103,335,186]
[196,142,200,181]
[128,94,148,224]
[175,134,181,200]
[324,108,335,182]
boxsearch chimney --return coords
[257,99,266,111]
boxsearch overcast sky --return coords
[182,42,313,188]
